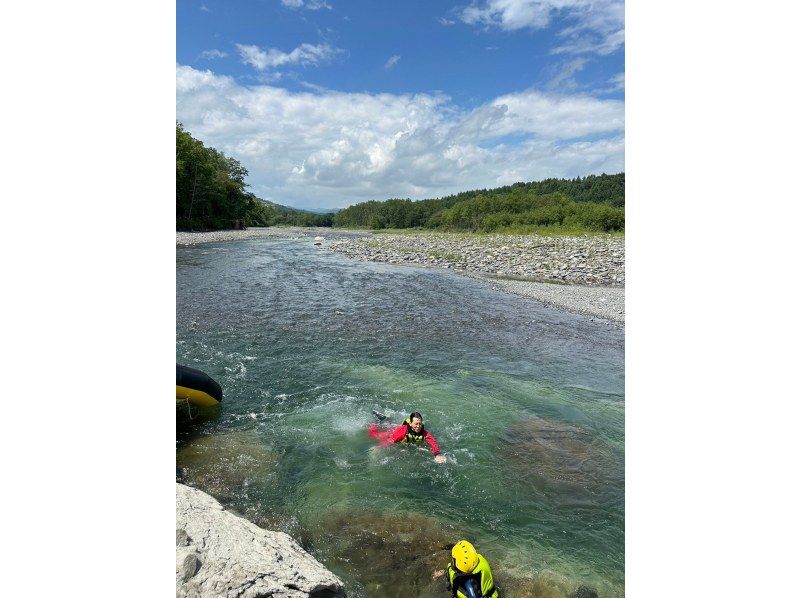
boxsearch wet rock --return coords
[495,570,593,598]
[571,585,599,598]
[176,430,279,502]
[498,418,617,490]
[307,509,461,596]
[176,483,345,597]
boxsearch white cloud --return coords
[384,55,401,69]
[200,3,210,12]
[200,49,227,60]
[236,42,341,70]
[461,0,552,30]
[459,0,624,56]
[176,64,623,210]
[281,0,332,10]
[545,57,588,91]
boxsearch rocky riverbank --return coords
[327,233,624,286]
[176,483,345,597]
[327,232,625,324]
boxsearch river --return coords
[176,236,624,597]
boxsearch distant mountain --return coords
[257,198,300,213]
[259,200,338,215]
[303,206,341,214]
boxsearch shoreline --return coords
[176,227,624,324]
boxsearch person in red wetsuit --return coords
[368,411,447,463]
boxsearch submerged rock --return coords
[307,509,461,596]
[494,569,599,598]
[176,430,279,502]
[176,483,345,597]
[498,418,618,492]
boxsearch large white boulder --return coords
[176,483,344,597]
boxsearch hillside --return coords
[333,174,624,233]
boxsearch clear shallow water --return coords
[176,239,624,597]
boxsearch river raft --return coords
[176,364,223,407]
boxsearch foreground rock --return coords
[307,509,460,596]
[176,431,280,504]
[495,569,600,598]
[176,483,345,598]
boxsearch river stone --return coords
[178,551,202,581]
[498,418,615,489]
[308,509,460,596]
[176,483,345,598]
[177,528,191,547]
[176,430,279,502]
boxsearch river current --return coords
[176,237,624,597]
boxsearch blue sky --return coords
[177,0,624,210]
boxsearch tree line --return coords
[333,174,624,232]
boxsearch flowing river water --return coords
[176,237,624,597]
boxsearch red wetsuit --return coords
[368,422,441,456]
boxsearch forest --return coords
[333,174,624,232]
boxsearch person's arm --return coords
[423,430,440,455]
[425,431,447,463]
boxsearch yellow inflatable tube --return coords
[176,364,223,407]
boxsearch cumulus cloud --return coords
[236,42,341,70]
[459,0,624,56]
[176,64,623,209]
[384,55,401,69]
[281,0,332,9]
[200,49,227,60]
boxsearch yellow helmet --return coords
[451,540,479,573]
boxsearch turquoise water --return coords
[176,238,624,597]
